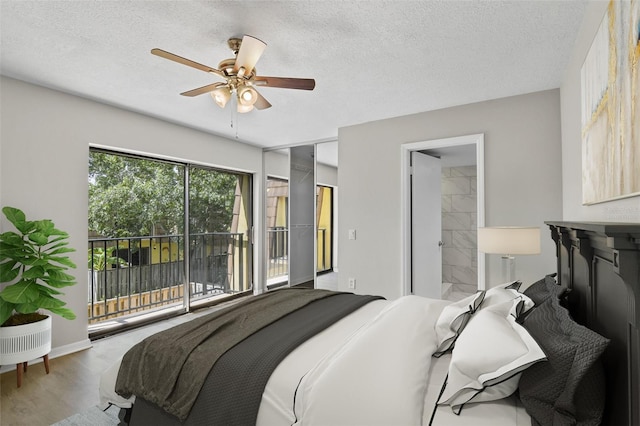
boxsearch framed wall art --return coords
[581,0,640,205]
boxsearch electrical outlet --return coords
[348,278,356,289]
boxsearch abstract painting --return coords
[581,0,640,204]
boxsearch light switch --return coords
[348,229,356,240]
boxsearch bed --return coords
[99,221,640,426]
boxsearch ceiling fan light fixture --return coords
[152,34,315,114]
[237,103,254,113]
[237,85,258,106]
[217,58,236,77]
[211,86,232,108]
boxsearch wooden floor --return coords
[0,298,242,426]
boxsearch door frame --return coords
[400,133,485,296]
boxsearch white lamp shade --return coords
[478,227,541,255]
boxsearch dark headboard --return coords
[546,221,640,426]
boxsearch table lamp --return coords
[477,226,541,282]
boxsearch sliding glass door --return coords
[88,149,252,327]
[188,167,252,304]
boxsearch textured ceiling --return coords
[0,1,587,152]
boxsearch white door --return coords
[411,151,442,298]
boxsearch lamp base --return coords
[501,255,515,282]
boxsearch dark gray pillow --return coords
[504,280,522,290]
[522,274,566,306]
[518,286,609,426]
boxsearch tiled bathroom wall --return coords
[441,165,477,293]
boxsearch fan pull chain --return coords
[234,106,239,139]
[231,90,239,139]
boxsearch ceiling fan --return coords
[151,35,315,113]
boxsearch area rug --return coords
[50,404,119,426]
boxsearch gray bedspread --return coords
[115,288,341,421]
[127,291,383,425]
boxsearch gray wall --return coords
[338,89,563,300]
[560,1,640,222]
[0,76,263,355]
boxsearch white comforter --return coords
[100,295,531,425]
[292,295,446,425]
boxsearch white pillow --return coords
[495,280,522,290]
[483,282,535,317]
[433,291,485,357]
[437,301,547,413]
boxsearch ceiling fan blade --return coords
[151,48,225,78]
[254,76,315,90]
[180,82,226,97]
[253,89,272,110]
[233,35,266,75]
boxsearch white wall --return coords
[0,76,263,353]
[561,1,640,222]
[338,90,563,300]
[264,150,290,179]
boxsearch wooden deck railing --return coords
[88,232,248,323]
[87,284,184,323]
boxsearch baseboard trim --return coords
[0,338,92,373]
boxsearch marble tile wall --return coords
[442,165,477,292]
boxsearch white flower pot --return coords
[0,316,52,365]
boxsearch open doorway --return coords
[401,134,485,298]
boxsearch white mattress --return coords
[100,296,532,425]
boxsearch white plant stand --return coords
[0,316,52,387]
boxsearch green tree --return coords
[89,152,183,237]
[88,151,239,238]
[189,168,237,233]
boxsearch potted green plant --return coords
[0,206,77,386]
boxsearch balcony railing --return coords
[266,227,330,283]
[267,227,288,280]
[88,232,248,323]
